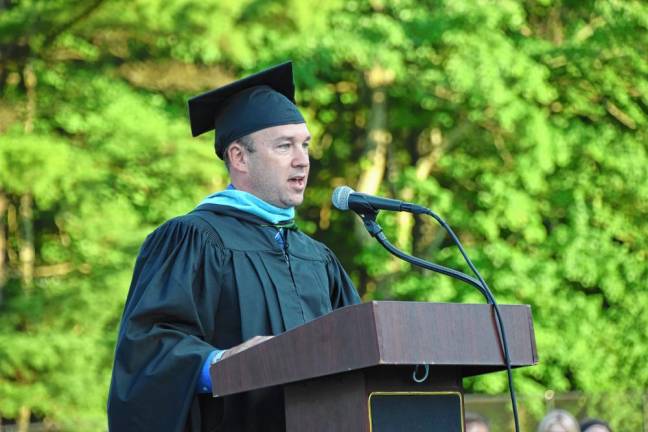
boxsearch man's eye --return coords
[303,142,310,149]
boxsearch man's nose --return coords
[292,145,309,167]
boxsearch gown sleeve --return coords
[323,245,362,309]
[107,217,222,432]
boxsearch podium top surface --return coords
[211,301,538,397]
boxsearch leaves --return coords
[0,0,647,429]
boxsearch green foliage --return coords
[1,0,646,429]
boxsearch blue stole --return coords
[197,184,294,224]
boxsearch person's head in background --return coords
[465,412,490,432]
[537,409,580,432]
[580,418,611,432]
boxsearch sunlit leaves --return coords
[0,0,646,429]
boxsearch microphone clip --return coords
[359,211,383,238]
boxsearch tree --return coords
[0,0,646,429]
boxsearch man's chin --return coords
[282,194,305,208]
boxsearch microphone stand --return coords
[357,210,521,432]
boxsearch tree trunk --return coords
[19,194,34,290]
[6,202,18,273]
[396,128,444,251]
[17,406,30,432]
[399,124,472,257]
[354,66,394,244]
[23,64,37,133]
[355,66,393,195]
[0,192,7,305]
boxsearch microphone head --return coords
[331,186,354,211]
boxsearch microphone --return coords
[331,186,427,215]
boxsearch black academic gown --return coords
[107,204,360,432]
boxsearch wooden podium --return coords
[211,301,538,431]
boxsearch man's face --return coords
[245,123,311,208]
[466,421,489,432]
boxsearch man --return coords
[580,419,612,432]
[465,412,490,432]
[107,62,361,432]
[537,409,581,432]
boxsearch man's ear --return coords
[227,142,248,173]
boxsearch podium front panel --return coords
[369,391,463,432]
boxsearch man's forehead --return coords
[252,123,311,141]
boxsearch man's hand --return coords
[218,335,274,362]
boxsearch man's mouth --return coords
[288,175,306,188]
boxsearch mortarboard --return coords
[188,61,305,159]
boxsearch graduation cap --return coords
[188,61,305,159]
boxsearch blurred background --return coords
[0,0,646,430]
